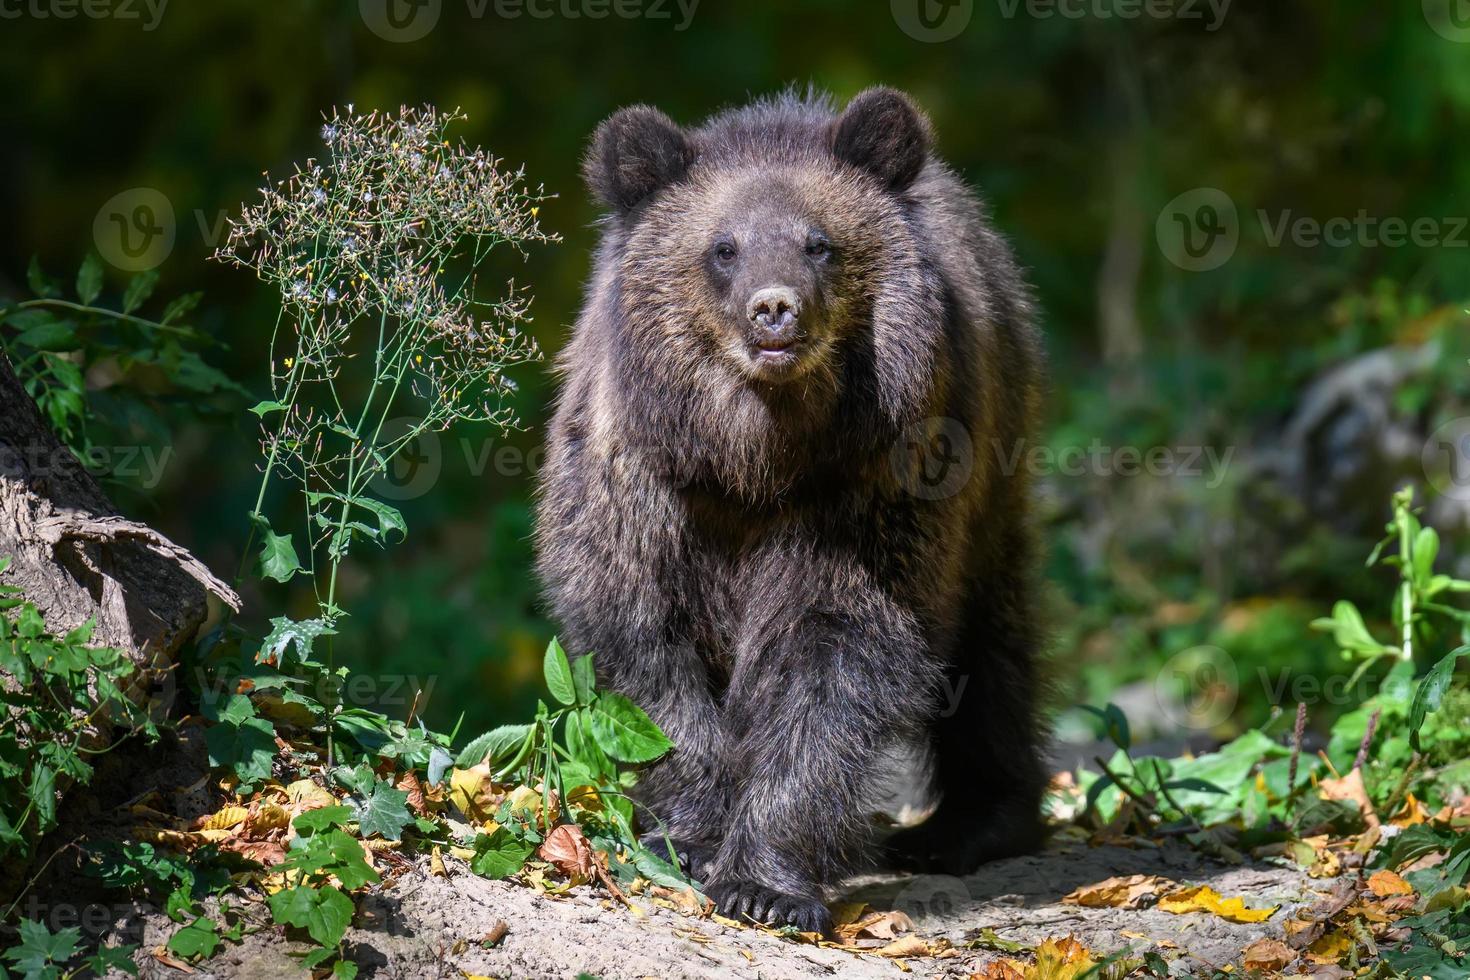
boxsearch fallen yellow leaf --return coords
[199,805,248,830]
[1304,929,1353,965]
[1157,885,1278,923]
[1061,874,1174,910]
[1367,869,1412,897]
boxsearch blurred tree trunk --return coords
[0,351,238,656]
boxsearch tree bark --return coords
[0,348,239,692]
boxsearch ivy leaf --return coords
[293,805,355,835]
[258,530,303,583]
[589,692,673,764]
[268,884,355,947]
[470,827,534,879]
[455,724,533,769]
[1409,646,1470,752]
[166,917,220,960]
[204,714,277,784]
[259,615,335,665]
[353,781,412,841]
[8,919,80,975]
[76,254,104,305]
[543,638,575,706]
[122,269,159,314]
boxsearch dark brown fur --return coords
[535,88,1047,934]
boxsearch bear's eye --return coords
[713,242,737,263]
[804,235,831,260]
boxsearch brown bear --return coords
[534,87,1047,934]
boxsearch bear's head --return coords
[580,89,951,494]
[585,87,941,383]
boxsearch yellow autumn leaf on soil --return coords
[285,778,336,811]
[1305,929,1353,965]
[876,935,934,958]
[1157,885,1278,923]
[1062,874,1174,909]
[1367,870,1413,897]
[199,805,248,830]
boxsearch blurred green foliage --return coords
[3,0,1469,736]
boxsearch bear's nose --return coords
[746,287,801,342]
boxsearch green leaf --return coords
[258,530,303,583]
[470,827,534,879]
[122,269,159,314]
[571,652,597,705]
[260,615,336,665]
[204,714,277,784]
[1409,646,1470,752]
[268,884,355,947]
[8,919,80,975]
[1414,527,1441,588]
[544,638,575,706]
[76,254,104,305]
[589,692,673,764]
[14,319,79,352]
[333,960,360,980]
[249,400,289,418]
[564,708,614,780]
[27,255,59,298]
[455,723,534,769]
[161,291,202,324]
[29,764,57,832]
[166,917,220,960]
[353,781,412,841]
[85,944,140,977]
[293,805,355,835]
[1313,600,1395,656]
[352,497,406,543]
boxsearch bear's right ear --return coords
[583,106,694,213]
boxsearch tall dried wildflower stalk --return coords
[215,104,557,649]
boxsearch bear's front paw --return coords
[706,880,832,934]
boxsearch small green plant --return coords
[268,807,379,978]
[456,638,681,885]
[0,557,157,861]
[0,255,242,479]
[1,918,138,979]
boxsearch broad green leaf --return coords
[564,708,614,781]
[15,319,79,352]
[1312,600,1395,656]
[249,400,289,418]
[470,827,534,879]
[166,917,220,960]
[85,944,140,977]
[455,723,533,769]
[258,530,303,583]
[544,638,575,706]
[204,715,276,784]
[589,692,673,764]
[9,919,80,975]
[1409,646,1470,752]
[27,255,59,297]
[76,254,104,305]
[293,805,355,835]
[122,269,159,313]
[268,884,354,947]
[571,652,597,705]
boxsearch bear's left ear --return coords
[583,105,695,213]
[830,87,932,193]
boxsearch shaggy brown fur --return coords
[535,87,1047,934]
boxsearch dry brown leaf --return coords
[430,844,447,878]
[971,962,1027,980]
[835,908,915,944]
[875,935,934,958]
[1318,768,1379,828]
[1242,937,1295,972]
[150,947,197,973]
[539,823,594,884]
[1389,793,1429,828]
[245,802,290,835]
[1157,885,1278,923]
[1366,869,1412,897]
[285,778,336,811]
[1061,874,1173,910]
[397,771,427,814]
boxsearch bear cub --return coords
[535,87,1047,934]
